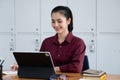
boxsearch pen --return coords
[0,60,5,65]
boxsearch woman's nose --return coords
[54,22,59,27]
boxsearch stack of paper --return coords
[2,71,17,75]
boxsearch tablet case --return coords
[13,52,55,79]
[18,66,55,79]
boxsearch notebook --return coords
[13,51,55,79]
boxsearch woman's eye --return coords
[58,21,62,23]
[52,21,55,23]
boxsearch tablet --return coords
[13,51,55,79]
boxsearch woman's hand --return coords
[54,66,60,72]
[11,63,18,71]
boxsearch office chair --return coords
[82,55,89,71]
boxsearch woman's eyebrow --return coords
[51,19,62,21]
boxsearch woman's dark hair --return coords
[51,6,73,32]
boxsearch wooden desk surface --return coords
[107,74,120,80]
[2,73,120,80]
[2,72,82,80]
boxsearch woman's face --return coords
[51,12,71,34]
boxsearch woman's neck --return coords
[57,31,69,44]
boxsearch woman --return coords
[11,6,86,73]
[40,6,86,73]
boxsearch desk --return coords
[107,74,120,80]
[2,73,120,80]
[3,72,82,80]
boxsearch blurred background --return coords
[0,0,120,74]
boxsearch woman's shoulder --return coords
[71,34,85,45]
[72,35,84,42]
[42,35,56,42]
[68,32,84,43]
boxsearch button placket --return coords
[57,45,62,57]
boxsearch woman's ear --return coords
[67,18,71,25]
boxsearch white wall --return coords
[0,0,120,74]
[0,0,15,70]
[97,0,120,74]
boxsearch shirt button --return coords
[58,54,60,57]
[60,46,62,48]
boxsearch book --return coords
[83,73,107,80]
[82,69,107,80]
[82,69,106,77]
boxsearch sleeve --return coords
[39,40,46,51]
[60,39,86,73]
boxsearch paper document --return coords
[3,70,17,75]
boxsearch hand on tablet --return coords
[11,63,18,71]
[54,66,60,72]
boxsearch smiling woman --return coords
[40,6,86,73]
